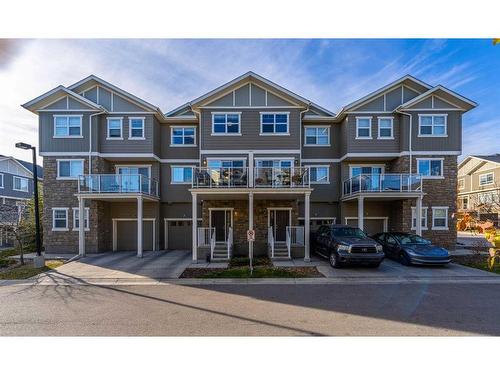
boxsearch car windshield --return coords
[331,227,367,238]
[394,234,430,245]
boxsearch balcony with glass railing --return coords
[191,167,310,189]
[78,174,159,197]
[343,173,422,197]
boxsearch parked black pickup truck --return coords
[312,224,385,268]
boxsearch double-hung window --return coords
[378,117,394,139]
[73,207,90,231]
[54,115,82,137]
[458,178,465,189]
[356,117,372,139]
[171,166,193,184]
[13,176,29,192]
[52,208,68,231]
[479,172,494,186]
[309,166,329,184]
[57,159,84,180]
[171,126,196,146]
[432,207,449,230]
[411,207,428,230]
[417,159,443,178]
[129,117,145,139]
[260,113,289,135]
[107,117,123,139]
[419,115,447,136]
[212,113,241,135]
[305,126,330,145]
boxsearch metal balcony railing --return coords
[343,173,422,196]
[254,167,310,188]
[78,174,159,197]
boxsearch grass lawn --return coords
[181,265,323,278]
[452,254,500,275]
[0,260,64,280]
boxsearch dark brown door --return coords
[271,210,289,242]
[211,210,227,242]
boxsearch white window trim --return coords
[12,176,29,192]
[259,112,290,136]
[418,114,448,137]
[348,164,385,178]
[458,196,469,210]
[171,165,194,185]
[170,126,197,147]
[206,158,247,167]
[128,117,146,140]
[431,206,449,230]
[479,172,494,186]
[377,116,394,140]
[53,115,83,138]
[458,178,465,190]
[304,125,331,146]
[411,206,428,230]
[308,165,330,184]
[0,173,3,189]
[72,207,90,231]
[56,159,85,180]
[115,165,152,178]
[211,112,242,136]
[416,158,444,179]
[355,116,372,139]
[52,208,69,231]
[106,117,124,140]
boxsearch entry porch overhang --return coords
[75,192,160,202]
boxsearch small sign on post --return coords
[247,229,255,275]
[247,229,255,242]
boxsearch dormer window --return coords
[212,113,241,135]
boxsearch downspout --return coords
[88,110,105,173]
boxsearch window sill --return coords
[52,228,69,232]
[376,137,394,140]
[431,227,449,231]
[106,137,124,140]
[417,135,448,138]
[210,133,242,136]
[259,133,290,136]
[53,136,83,139]
[12,189,29,193]
[170,144,198,147]
[129,137,146,140]
[355,137,372,140]
[303,144,331,147]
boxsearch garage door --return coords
[115,220,154,251]
[166,220,192,250]
[345,218,386,235]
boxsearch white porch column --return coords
[192,193,198,262]
[248,151,254,187]
[416,195,423,236]
[78,196,85,257]
[137,196,143,258]
[249,192,254,255]
[357,196,364,231]
[304,192,311,262]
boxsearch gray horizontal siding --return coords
[160,124,199,159]
[98,114,155,153]
[301,123,341,159]
[39,112,91,153]
[0,172,33,199]
[346,114,401,153]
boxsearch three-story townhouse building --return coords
[22,72,476,261]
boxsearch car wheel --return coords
[329,251,341,268]
[399,252,411,266]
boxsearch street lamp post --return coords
[15,142,44,268]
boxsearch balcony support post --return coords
[357,196,364,231]
[137,196,143,258]
[416,195,423,236]
[78,196,85,257]
[192,193,198,263]
[304,192,311,262]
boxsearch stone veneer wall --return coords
[388,155,458,249]
[201,199,299,257]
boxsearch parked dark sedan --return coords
[371,232,451,266]
[312,225,385,268]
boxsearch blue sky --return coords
[1,39,498,162]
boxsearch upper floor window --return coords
[479,172,494,186]
[57,159,84,180]
[171,126,196,146]
[207,159,245,169]
[212,113,241,135]
[355,117,372,139]
[107,117,123,139]
[350,165,383,177]
[418,115,447,137]
[417,159,443,178]
[304,126,330,146]
[13,176,29,192]
[256,159,293,169]
[260,113,289,135]
[458,178,465,189]
[171,166,193,184]
[309,166,329,184]
[73,207,90,231]
[52,208,68,231]
[129,117,145,139]
[54,115,82,138]
[0,173,3,188]
[377,117,394,139]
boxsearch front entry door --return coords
[210,209,232,243]
[269,209,290,242]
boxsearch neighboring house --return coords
[0,155,43,247]
[457,154,500,225]
[21,72,476,260]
